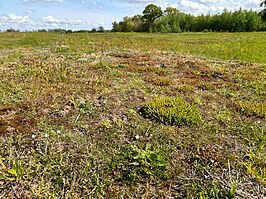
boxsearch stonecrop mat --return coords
[0,32,265,198]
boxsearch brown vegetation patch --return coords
[0,103,36,134]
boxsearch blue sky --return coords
[0,0,263,30]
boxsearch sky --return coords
[0,0,263,30]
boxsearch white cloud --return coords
[0,14,33,25]
[112,0,169,11]
[113,0,261,14]
[92,21,105,27]
[162,0,261,15]
[42,16,62,23]
[180,0,207,11]
[199,0,221,4]
[0,14,91,29]
[25,10,37,14]
[42,16,90,26]
[245,0,262,7]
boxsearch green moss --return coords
[152,77,172,86]
[177,84,195,93]
[234,101,266,118]
[140,96,203,126]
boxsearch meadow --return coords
[0,32,265,198]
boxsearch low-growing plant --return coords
[140,96,203,126]
[244,144,266,185]
[116,64,127,69]
[70,98,93,114]
[197,82,216,90]
[246,81,266,95]
[128,65,163,74]
[55,45,70,53]
[121,144,167,182]
[177,84,195,93]
[151,77,172,86]
[1,32,265,198]
[108,70,122,77]
[155,69,169,76]
[198,181,236,199]
[234,100,266,118]
[0,158,25,181]
[99,119,112,130]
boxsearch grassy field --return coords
[0,32,265,198]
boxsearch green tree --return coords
[123,17,135,32]
[260,0,266,20]
[112,21,121,32]
[132,15,144,32]
[112,4,265,33]
[164,7,179,15]
[142,4,163,24]
[97,26,104,32]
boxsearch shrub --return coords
[140,96,203,126]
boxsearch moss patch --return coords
[140,96,203,126]
[234,100,266,118]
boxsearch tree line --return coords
[112,4,266,33]
[2,26,105,33]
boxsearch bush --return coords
[140,96,203,126]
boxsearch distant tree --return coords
[164,7,179,15]
[75,30,89,33]
[112,15,144,32]
[112,4,265,33]
[132,14,142,22]
[6,28,17,32]
[112,22,120,32]
[120,16,135,32]
[66,30,73,34]
[142,4,163,24]
[91,28,97,33]
[48,28,66,33]
[260,0,266,20]
[132,15,143,31]
[37,29,47,32]
[97,26,104,32]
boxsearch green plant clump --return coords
[152,77,172,86]
[234,101,266,118]
[198,181,236,199]
[121,144,167,182]
[140,96,203,126]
